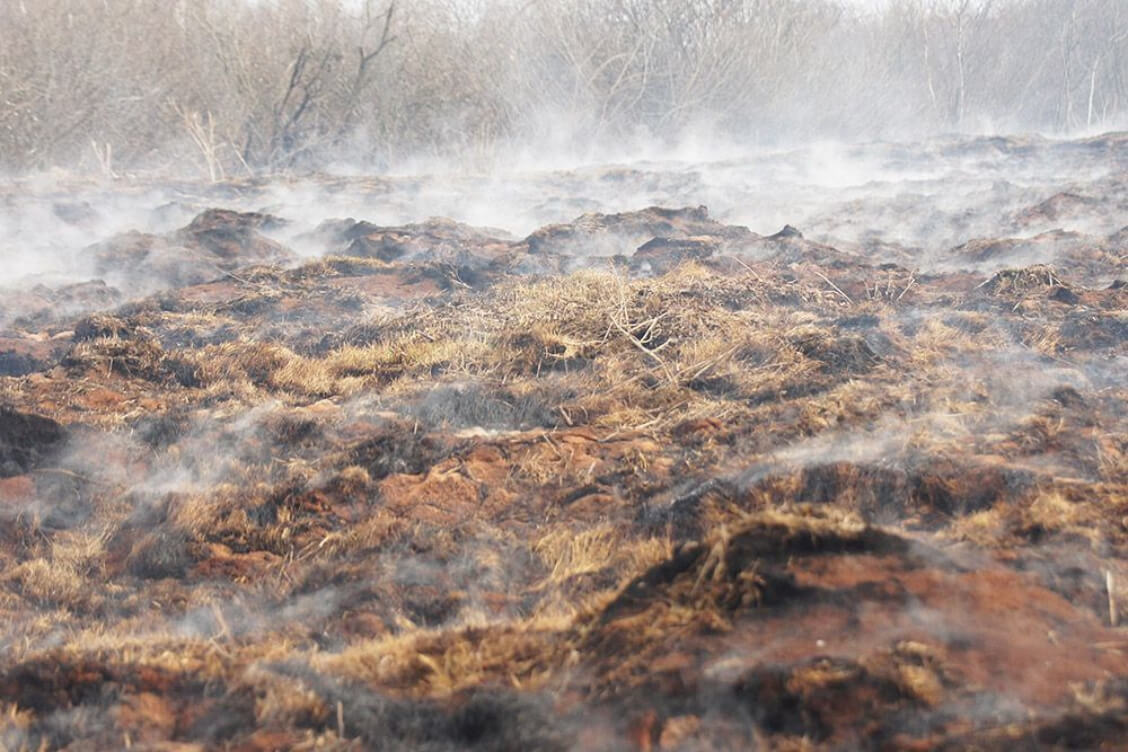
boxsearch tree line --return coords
[0,0,1124,176]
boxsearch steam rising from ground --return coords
[3,132,1125,308]
[0,4,1125,743]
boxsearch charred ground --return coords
[0,135,1126,750]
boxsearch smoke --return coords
[2,130,1122,317]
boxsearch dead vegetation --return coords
[0,186,1125,751]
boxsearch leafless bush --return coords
[0,0,1124,176]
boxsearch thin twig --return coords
[541,432,565,461]
[607,274,677,384]
[678,345,741,382]
[812,269,852,304]
[610,315,676,384]
[730,255,765,283]
[896,275,916,301]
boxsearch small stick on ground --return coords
[813,269,853,304]
[731,255,766,284]
[609,314,676,385]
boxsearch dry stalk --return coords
[897,275,916,301]
[610,315,676,384]
[679,345,741,382]
[813,269,853,304]
[606,273,677,385]
[173,101,226,183]
[89,139,117,179]
[730,255,766,284]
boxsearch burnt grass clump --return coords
[0,160,1125,751]
[0,407,66,477]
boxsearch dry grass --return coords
[530,525,674,619]
[6,558,86,608]
[0,238,1124,750]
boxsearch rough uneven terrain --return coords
[0,134,1126,750]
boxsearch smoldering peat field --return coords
[0,134,1126,750]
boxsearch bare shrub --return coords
[0,0,1125,175]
